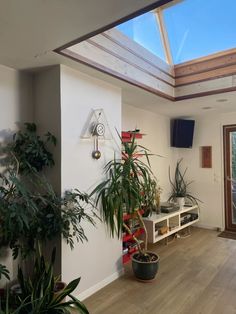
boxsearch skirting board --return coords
[78,268,124,301]
[195,223,223,232]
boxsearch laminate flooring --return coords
[83,228,236,314]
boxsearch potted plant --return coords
[6,122,56,173]
[0,249,89,314]
[0,122,96,311]
[168,158,200,208]
[0,172,96,259]
[91,137,160,281]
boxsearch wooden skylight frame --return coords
[55,0,236,101]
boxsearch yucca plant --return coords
[91,136,158,262]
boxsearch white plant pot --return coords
[176,197,185,209]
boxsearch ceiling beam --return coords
[155,8,173,65]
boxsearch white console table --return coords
[143,205,199,243]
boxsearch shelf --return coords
[154,218,199,242]
[122,129,145,264]
[143,205,199,244]
[123,209,144,221]
[123,254,131,264]
[121,131,144,141]
[123,228,144,242]
[123,249,137,264]
[144,205,198,223]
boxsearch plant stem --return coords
[123,222,144,255]
[36,240,42,259]
[136,210,148,252]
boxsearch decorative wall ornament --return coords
[201,146,212,168]
[81,109,113,159]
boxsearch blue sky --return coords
[117,0,236,64]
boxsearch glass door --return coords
[223,125,236,231]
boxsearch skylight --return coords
[116,0,236,65]
[116,12,166,62]
[163,0,236,64]
[58,0,236,101]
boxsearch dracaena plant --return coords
[91,137,158,260]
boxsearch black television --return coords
[171,119,195,148]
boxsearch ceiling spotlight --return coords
[216,98,228,103]
[202,106,212,110]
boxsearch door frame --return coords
[223,124,236,232]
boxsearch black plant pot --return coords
[131,252,159,281]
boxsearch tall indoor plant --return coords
[0,123,96,260]
[91,137,160,281]
[0,122,96,313]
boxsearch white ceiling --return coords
[1,0,235,117]
[122,86,236,118]
[0,0,163,69]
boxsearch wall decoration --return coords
[81,109,113,159]
[201,146,212,168]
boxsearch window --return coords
[163,0,236,63]
[116,11,166,61]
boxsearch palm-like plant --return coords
[91,137,157,260]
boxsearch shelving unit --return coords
[121,131,144,143]
[122,211,144,264]
[143,205,199,243]
[122,130,144,264]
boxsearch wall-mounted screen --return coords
[171,119,195,148]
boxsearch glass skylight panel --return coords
[163,0,236,64]
[116,12,166,61]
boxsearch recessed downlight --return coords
[216,98,228,103]
[202,106,212,110]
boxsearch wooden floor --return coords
[84,228,236,314]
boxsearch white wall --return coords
[33,66,61,194]
[33,65,62,275]
[173,114,224,229]
[122,103,236,231]
[0,64,33,286]
[122,103,174,201]
[0,64,33,141]
[60,65,122,300]
[172,111,236,231]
